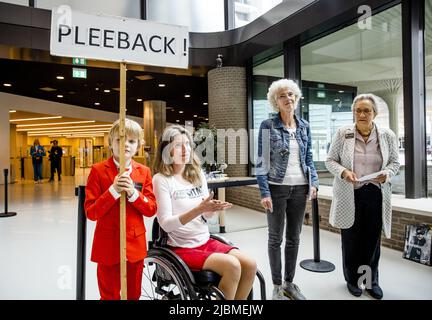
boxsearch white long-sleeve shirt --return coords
[152,171,214,248]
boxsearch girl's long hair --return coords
[153,125,203,186]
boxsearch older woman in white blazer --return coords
[325,93,399,300]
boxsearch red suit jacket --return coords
[84,157,157,265]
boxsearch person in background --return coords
[30,139,46,184]
[256,79,319,300]
[84,118,157,300]
[325,93,400,299]
[48,140,63,182]
[152,125,257,300]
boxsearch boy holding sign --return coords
[85,118,157,300]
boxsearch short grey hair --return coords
[267,79,302,112]
[351,93,380,115]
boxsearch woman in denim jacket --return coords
[257,79,319,300]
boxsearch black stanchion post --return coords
[75,185,87,300]
[300,198,335,273]
[0,169,17,218]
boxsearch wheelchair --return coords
[141,218,266,300]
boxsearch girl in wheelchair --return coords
[152,125,257,300]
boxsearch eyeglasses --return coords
[354,109,373,115]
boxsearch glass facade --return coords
[1,0,28,6]
[425,0,432,197]
[301,4,405,194]
[36,0,141,19]
[250,51,283,174]
[228,0,282,29]
[147,0,224,32]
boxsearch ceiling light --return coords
[176,120,180,122]
[203,102,208,105]
[135,75,154,81]
[158,84,166,87]
[137,98,142,102]
[95,88,99,91]
[334,99,340,102]
[338,90,344,93]
[205,118,209,121]
[28,127,111,133]
[18,124,112,131]
[56,76,64,80]
[57,94,63,98]
[104,89,110,93]
[28,128,110,135]
[3,83,12,87]
[94,102,100,106]
[184,94,190,98]
[193,115,197,117]
[9,110,16,113]
[28,132,108,137]
[39,87,57,92]
[17,120,96,127]
[179,111,184,113]
[10,116,62,122]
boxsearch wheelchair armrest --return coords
[210,234,234,246]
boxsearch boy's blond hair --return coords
[108,118,144,149]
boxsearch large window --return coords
[250,50,283,175]
[35,0,141,19]
[301,4,405,194]
[425,0,432,197]
[228,0,282,29]
[1,0,28,6]
[147,0,224,32]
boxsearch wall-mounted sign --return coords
[50,7,189,69]
[317,91,326,98]
[72,67,87,78]
[72,57,86,66]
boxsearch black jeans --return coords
[50,160,61,180]
[341,183,382,287]
[267,184,308,285]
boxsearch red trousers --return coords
[97,260,144,300]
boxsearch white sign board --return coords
[50,7,189,69]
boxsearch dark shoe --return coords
[366,285,383,300]
[347,282,362,297]
[49,179,54,182]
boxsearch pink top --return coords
[353,124,383,189]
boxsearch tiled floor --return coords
[0,174,431,300]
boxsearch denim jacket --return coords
[30,145,46,164]
[256,113,319,198]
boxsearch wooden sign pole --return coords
[119,62,127,300]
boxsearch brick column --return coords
[208,67,247,177]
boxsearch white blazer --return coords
[325,123,400,238]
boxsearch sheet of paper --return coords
[357,171,385,182]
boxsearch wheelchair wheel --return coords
[141,255,188,300]
[198,285,225,300]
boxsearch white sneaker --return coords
[282,281,306,300]
[272,285,290,300]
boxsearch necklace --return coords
[357,125,372,137]
[360,130,371,137]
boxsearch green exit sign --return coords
[72,68,87,79]
[317,91,326,98]
[72,57,86,66]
